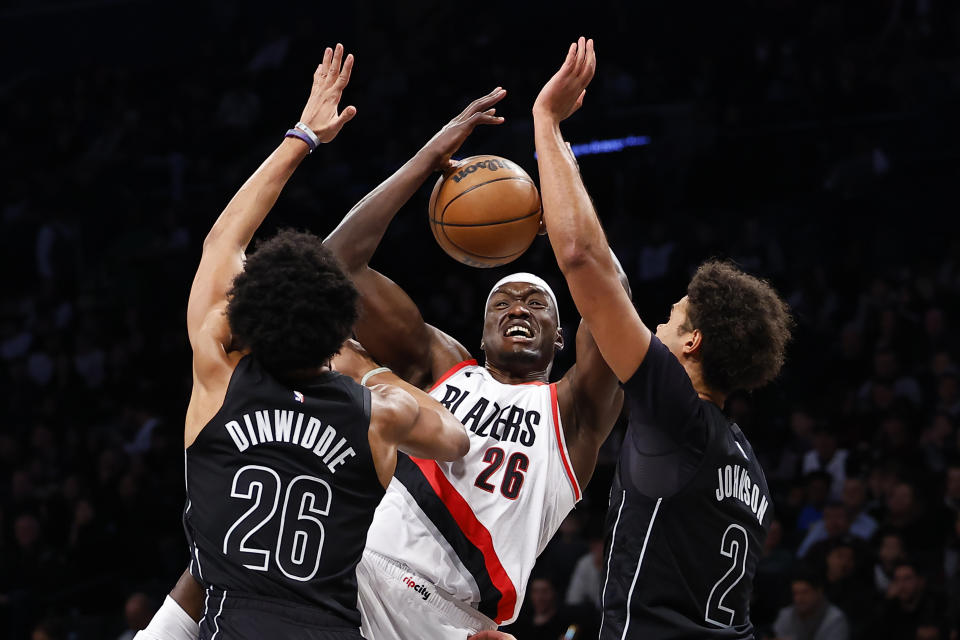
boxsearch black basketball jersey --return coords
[183,355,384,632]
[600,336,772,639]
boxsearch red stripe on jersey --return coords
[409,457,518,623]
[429,359,478,392]
[550,383,581,502]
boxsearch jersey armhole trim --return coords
[429,359,478,392]
[549,383,582,503]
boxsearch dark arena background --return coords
[2,1,960,638]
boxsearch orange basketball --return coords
[428,155,542,268]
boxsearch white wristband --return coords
[360,367,392,387]
[294,121,321,147]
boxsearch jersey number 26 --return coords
[222,465,332,582]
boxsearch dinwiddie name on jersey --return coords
[436,383,539,446]
[223,410,356,474]
[714,463,770,524]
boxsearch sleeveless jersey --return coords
[600,336,772,639]
[363,360,581,625]
[183,355,384,629]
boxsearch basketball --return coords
[428,155,542,268]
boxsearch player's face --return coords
[481,283,561,369]
[655,297,693,360]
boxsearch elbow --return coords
[555,242,598,275]
[453,428,470,458]
[201,227,221,252]
[438,422,470,461]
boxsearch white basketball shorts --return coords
[357,549,497,640]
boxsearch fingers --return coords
[573,36,587,77]
[330,42,343,76]
[338,105,358,126]
[320,46,334,79]
[460,87,507,119]
[467,108,504,127]
[584,38,596,82]
[573,89,586,113]
[561,41,577,71]
[336,53,354,88]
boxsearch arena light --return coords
[534,135,651,159]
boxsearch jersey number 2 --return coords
[474,447,529,499]
[222,465,332,582]
[704,524,749,627]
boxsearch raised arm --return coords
[183,45,356,447]
[558,249,630,487]
[186,45,357,382]
[532,38,651,382]
[323,89,505,387]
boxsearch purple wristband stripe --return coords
[285,128,316,153]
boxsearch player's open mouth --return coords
[503,322,535,342]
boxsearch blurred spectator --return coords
[871,561,947,640]
[772,570,850,640]
[873,531,907,595]
[754,519,795,629]
[796,471,834,535]
[565,535,604,610]
[797,497,874,559]
[823,542,873,639]
[802,429,848,502]
[505,576,590,640]
[880,482,940,558]
[116,592,157,640]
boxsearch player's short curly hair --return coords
[684,260,793,395]
[226,229,358,376]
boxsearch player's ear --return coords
[555,327,564,352]
[684,328,702,356]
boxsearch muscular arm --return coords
[184,46,357,445]
[368,380,469,487]
[533,38,651,383]
[324,89,505,387]
[558,249,631,487]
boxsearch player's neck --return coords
[684,362,726,408]
[279,364,334,383]
[484,362,550,385]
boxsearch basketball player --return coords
[531,38,794,639]
[156,45,470,640]
[138,87,625,640]
[319,87,627,640]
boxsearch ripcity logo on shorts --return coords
[402,576,431,601]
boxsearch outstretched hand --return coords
[299,43,357,143]
[422,87,507,173]
[533,36,595,123]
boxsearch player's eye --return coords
[529,300,545,308]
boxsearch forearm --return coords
[533,116,613,271]
[325,147,440,272]
[205,138,309,251]
[367,368,469,459]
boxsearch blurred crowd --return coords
[3,1,960,639]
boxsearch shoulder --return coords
[426,325,472,385]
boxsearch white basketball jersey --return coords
[364,360,581,625]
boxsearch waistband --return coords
[203,587,357,629]
[362,549,497,632]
